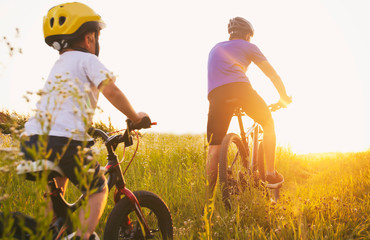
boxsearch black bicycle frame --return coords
[46,127,154,238]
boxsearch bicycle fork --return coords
[117,186,152,238]
[106,153,153,238]
[109,161,152,238]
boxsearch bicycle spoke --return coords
[219,133,250,210]
[117,207,163,239]
[230,150,239,169]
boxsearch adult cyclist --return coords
[206,17,292,196]
[21,2,148,239]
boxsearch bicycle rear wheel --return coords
[104,190,173,240]
[218,133,249,210]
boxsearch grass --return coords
[0,131,369,239]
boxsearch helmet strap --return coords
[51,40,69,51]
[51,31,100,56]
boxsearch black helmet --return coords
[228,17,254,37]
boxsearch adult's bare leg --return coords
[261,121,276,174]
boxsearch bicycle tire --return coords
[219,133,249,210]
[104,190,173,240]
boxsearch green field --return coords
[0,132,369,239]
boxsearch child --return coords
[21,2,148,239]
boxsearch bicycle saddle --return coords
[16,160,64,181]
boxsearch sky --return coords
[1,0,369,154]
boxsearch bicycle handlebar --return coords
[89,128,109,141]
[234,100,291,116]
[88,116,154,149]
[268,103,283,112]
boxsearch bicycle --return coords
[218,103,284,209]
[1,117,173,239]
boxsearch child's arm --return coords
[99,79,145,123]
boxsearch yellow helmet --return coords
[43,2,105,50]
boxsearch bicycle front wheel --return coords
[104,190,173,240]
[219,133,249,210]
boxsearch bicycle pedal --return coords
[89,232,100,240]
[62,232,100,240]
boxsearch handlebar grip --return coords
[88,127,109,141]
[127,116,152,130]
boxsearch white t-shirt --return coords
[24,51,113,141]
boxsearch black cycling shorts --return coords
[21,135,106,194]
[207,82,274,145]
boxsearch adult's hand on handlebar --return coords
[279,95,292,108]
[269,96,292,112]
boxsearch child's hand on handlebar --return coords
[128,112,152,130]
[132,112,149,125]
